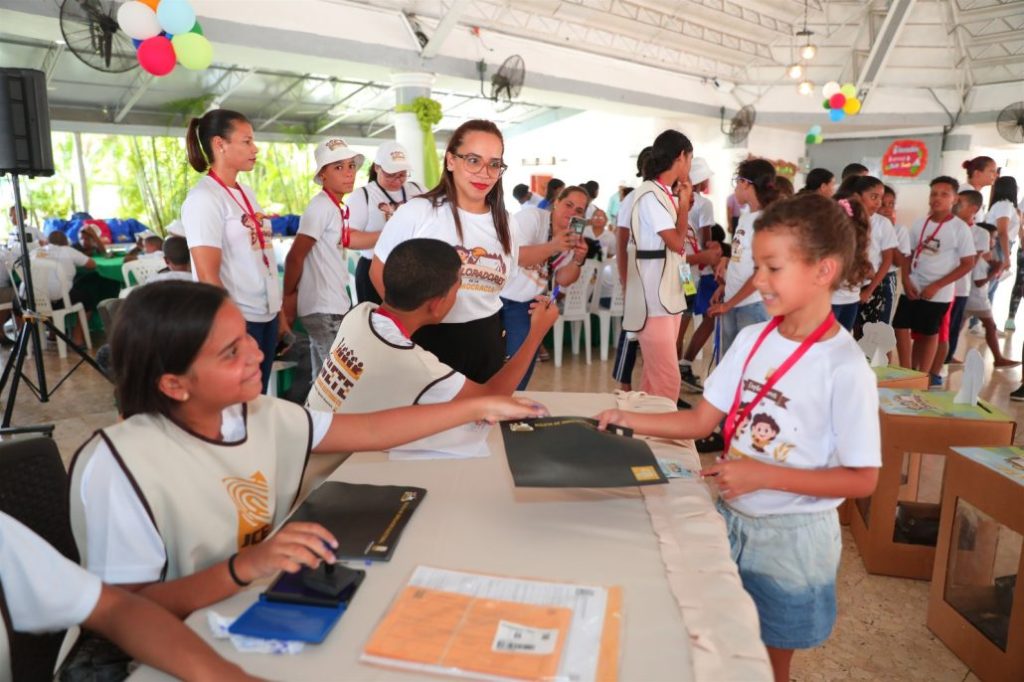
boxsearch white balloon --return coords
[822,81,841,98]
[117,1,161,41]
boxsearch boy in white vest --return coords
[307,238,559,456]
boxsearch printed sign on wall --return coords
[882,140,928,178]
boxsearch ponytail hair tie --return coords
[838,198,854,217]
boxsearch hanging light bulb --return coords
[801,43,817,61]
[788,63,804,80]
[798,80,814,96]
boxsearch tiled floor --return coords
[3,319,1021,681]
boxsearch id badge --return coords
[679,262,697,296]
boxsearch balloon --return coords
[829,108,846,122]
[131,38,142,49]
[829,93,846,109]
[117,1,161,40]
[189,21,204,35]
[172,32,213,70]
[810,124,822,135]
[843,98,862,115]
[840,83,857,99]
[137,35,176,76]
[822,98,831,110]
[822,81,841,98]
[139,0,160,9]
[157,0,196,36]
[814,134,824,144]
[806,133,815,144]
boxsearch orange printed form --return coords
[362,566,622,682]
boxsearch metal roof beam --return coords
[856,0,917,90]
[40,42,64,85]
[421,0,470,58]
[956,2,1024,23]
[962,28,1024,48]
[971,53,1024,68]
[205,67,256,112]
[113,71,154,124]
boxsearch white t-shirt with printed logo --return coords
[688,193,715,277]
[347,180,424,259]
[182,175,281,323]
[907,215,975,304]
[834,213,900,305]
[704,322,881,516]
[724,210,762,307]
[374,198,519,324]
[295,192,351,317]
[503,207,573,302]
[632,192,677,318]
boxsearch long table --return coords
[131,392,769,681]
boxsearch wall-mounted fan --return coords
[720,105,756,145]
[997,102,1024,144]
[60,0,137,73]
[478,55,525,112]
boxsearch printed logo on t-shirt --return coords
[731,228,746,263]
[312,335,364,409]
[727,369,797,463]
[240,213,272,251]
[456,245,508,293]
[223,471,271,549]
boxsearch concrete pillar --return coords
[390,72,435,186]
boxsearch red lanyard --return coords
[654,180,678,212]
[208,171,272,271]
[686,227,701,254]
[373,306,410,339]
[322,188,351,248]
[911,215,952,269]
[722,313,837,455]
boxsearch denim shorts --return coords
[718,301,768,357]
[717,499,842,649]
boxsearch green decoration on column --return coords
[395,96,443,188]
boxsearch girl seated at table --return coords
[596,193,881,682]
[68,281,545,621]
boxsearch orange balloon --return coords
[139,0,160,10]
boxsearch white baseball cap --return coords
[313,138,365,186]
[689,157,713,186]
[374,141,412,174]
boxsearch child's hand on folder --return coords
[233,522,339,584]
[476,396,549,424]
[595,409,632,432]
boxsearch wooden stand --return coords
[850,390,1015,580]
[928,447,1024,681]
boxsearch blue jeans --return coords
[831,302,859,331]
[246,319,279,393]
[499,297,537,390]
[719,301,768,357]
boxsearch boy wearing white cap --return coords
[284,138,377,381]
[347,141,424,304]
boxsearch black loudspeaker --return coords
[0,68,54,177]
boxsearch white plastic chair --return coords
[588,261,625,362]
[121,258,165,287]
[15,258,92,358]
[552,260,598,367]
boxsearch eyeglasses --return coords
[732,176,753,188]
[451,151,508,177]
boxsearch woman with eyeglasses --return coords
[347,141,425,304]
[371,119,557,383]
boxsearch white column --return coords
[390,72,434,186]
[73,132,89,213]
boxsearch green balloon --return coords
[189,21,203,35]
[822,99,830,110]
[172,32,213,70]
[814,134,823,144]
[805,134,815,144]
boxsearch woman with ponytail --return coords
[963,157,1008,294]
[181,109,281,392]
[709,158,780,354]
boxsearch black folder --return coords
[289,482,426,561]
[500,417,668,488]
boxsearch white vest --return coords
[623,181,688,331]
[68,397,312,581]
[306,303,457,413]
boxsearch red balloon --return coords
[829,93,847,109]
[138,35,176,76]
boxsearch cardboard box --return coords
[927,447,1024,681]
[873,365,931,390]
[849,389,1016,580]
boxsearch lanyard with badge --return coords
[721,313,837,455]
[207,170,273,273]
[655,180,697,296]
[911,215,952,269]
[322,188,351,248]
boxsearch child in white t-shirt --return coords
[0,511,258,681]
[962,221,1020,369]
[596,193,881,682]
[892,176,976,372]
[987,176,1022,330]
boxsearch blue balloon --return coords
[809,124,822,135]
[131,38,142,49]
[157,0,196,36]
[829,108,846,122]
